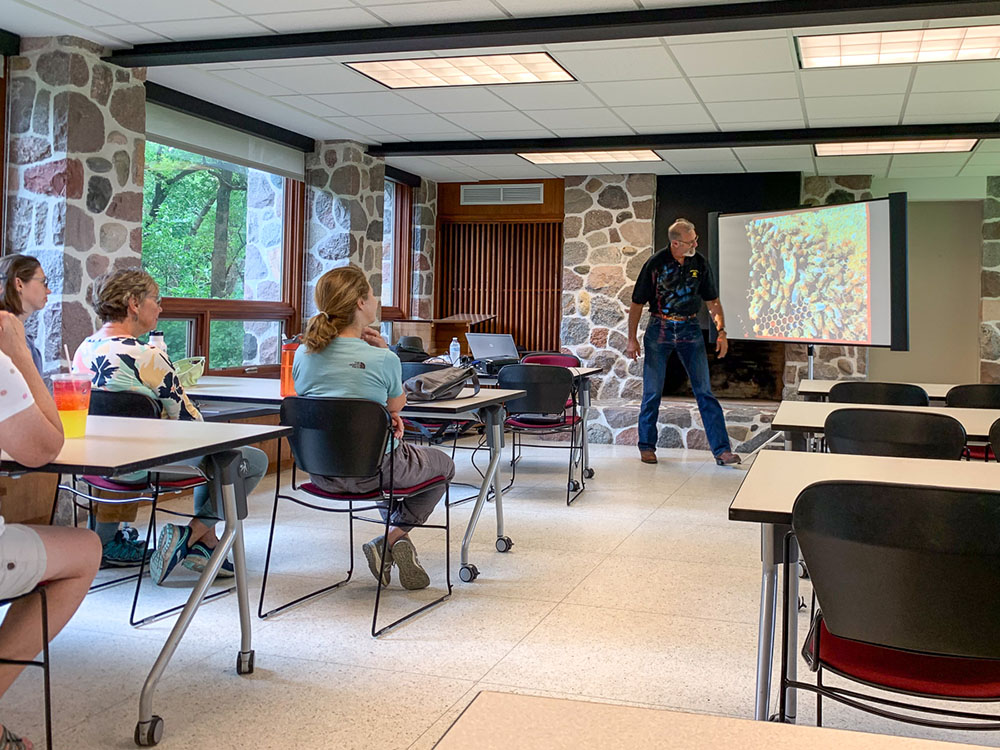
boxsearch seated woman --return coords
[72,269,268,585]
[0,254,50,376]
[0,311,101,750]
[293,266,455,590]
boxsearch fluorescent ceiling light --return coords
[815,139,978,156]
[346,53,574,88]
[798,26,1000,68]
[519,150,662,164]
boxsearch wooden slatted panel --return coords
[437,221,562,353]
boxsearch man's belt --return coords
[651,312,697,322]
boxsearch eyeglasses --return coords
[675,236,699,246]
[31,275,50,287]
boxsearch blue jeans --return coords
[638,318,732,457]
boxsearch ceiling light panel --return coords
[798,26,1000,68]
[519,150,662,164]
[814,139,978,156]
[346,53,574,89]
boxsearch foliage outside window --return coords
[380,178,412,320]
[142,141,300,374]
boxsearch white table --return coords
[729,450,1000,723]
[434,691,964,749]
[796,379,954,402]
[0,416,292,747]
[187,377,526,582]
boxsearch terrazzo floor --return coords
[2,441,996,748]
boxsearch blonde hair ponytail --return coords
[301,266,371,352]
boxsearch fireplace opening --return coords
[662,334,785,401]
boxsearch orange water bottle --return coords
[280,337,300,397]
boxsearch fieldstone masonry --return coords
[980,177,1000,382]
[410,179,437,319]
[5,36,145,374]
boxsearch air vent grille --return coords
[461,183,544,205]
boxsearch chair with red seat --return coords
[399,361,476,446]
[946,384,1000,461]
[521,352,581,411]
[258,397,451,637]
[780,480,1000,730]
[498,364,584,505]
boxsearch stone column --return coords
[5,36,145,374]
[303,140,384,317]
[410,179,437,319]
[980,176,1000,382]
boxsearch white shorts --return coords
[0,525,47,600]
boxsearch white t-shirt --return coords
[0,351,36,538]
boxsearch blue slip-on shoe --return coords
[150,523,192,585]
[100,530,149,568]
[182,541,235,578]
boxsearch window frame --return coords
[380,178,413,321]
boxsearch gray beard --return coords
[684,248,696,257]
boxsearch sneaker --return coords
[101,529,148,568]
[362,536,393,587]
[182,541,235,578]
[391,537,430,590]
[150,524,192,585]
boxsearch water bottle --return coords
[149,331,167,359]
[449,337,462,366]
[280,336,301,397]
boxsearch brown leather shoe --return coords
[715,451,742,466]
[639,450,657,464]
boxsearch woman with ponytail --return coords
[293,266,454,590]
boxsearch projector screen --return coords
[712,193,908,350]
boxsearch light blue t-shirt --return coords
[292,336,404,404]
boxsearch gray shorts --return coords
[0,525,47,600]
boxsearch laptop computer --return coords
[466,333,520,361]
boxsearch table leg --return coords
[784,534,799,723]
[459,405,509,581]
[579,378,593,479]
[754,523,779,721]
[134,450,251,746]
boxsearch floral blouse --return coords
[73,335,202,421]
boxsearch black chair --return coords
[946,385,1000,461]
[258,397,451,637]
[780,480,1000,730]
[991,417,1000,463]
[498,364,584,505]
[824,408,966,460]
[0,587,51,749]
[56,390,217,627]
[828,381,929,406]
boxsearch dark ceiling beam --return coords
[0,27,20,57]
[367,122,1000,157]
[145,82,316,152]
[106,0,998,67]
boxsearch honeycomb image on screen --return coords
[743,203,869,342]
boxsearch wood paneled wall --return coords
[436,221,563,353]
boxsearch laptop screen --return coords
[466,333,520,360]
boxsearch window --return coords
[380,178,412,320]
[142,141,304,375]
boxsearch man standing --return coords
[626,218,741,466]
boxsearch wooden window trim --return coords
[158,178,305,377]
[1,57,8,254]
[381,180,412,321]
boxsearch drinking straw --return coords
[63,344,72,372]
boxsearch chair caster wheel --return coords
[495,536,513,553]
[583,467,595,479]
[568,480,581,491]
[237,649,255,675]
[798,560,809,579]
[134,715,164,746]
[459,564,479,582]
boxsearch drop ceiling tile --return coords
[247,63,383,94]
[793,20,924,36]
[799,67,913,98]
[907,91,1000,116]
[671,162,746,174]
[602,161,679,174]
[217,0,355,12]
[523,107,625,129]
[251,8,382,32]
[912,61,1000,93]
[142,16,271,40]
[546,38,661,53]
[901,112,999,125]
[662,29,789,45]
[890,153,973,167]
[477,166,559,179]
[719,119,805,130]
[656,148,736,163]
[887,166,964,178]
[478,129,555,139]
[211,69,297,96]
[815,155,891,177]
[707,98,803,124]
[741,158,817,173]
[29,0,125,24]
[75,0,235,22]
[588,79,698,107]
[361,113,470,134]
[806,95,905,120]
[540,163,613,175]
[454,154,536,167]
[545,126,634,137]
[960,165,1000,176]
[968,152,1000,166]
[692,73,798,103]
[310,91,428,115]
[551,46,681,82]
[496,0,636,14]
[734,145,814,160]
[406,132,483,141]
[93,24,172,44]
[442,110,545,131]
[978,140,1000,152]
[274,95,346,116]
[632,123,717,134]
[617,104,712,127]
[670,38,796,77]
[489,83,604,110]
[397,88,513,114]
[808,116,900,127]
[325,116,397,137]
[365,0,505,24]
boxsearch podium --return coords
[390,314,495,356]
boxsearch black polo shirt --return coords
[632,249,719,317]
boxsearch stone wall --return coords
[410,179,437,319]
[5,36,145,373]
[980,177,1000,382]
[303,140,384,317]
[243,170,284,303]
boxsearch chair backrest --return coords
[497,364,573,416]
[521,351,581,367]
[824,408,966,459]
[946,384,1000,409]
[400,361,449,381]
[88,389,160,420]
[793,480,1000,659]
[990,417,1000,462]
[280,397,389,478]
[828,381,929,406]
